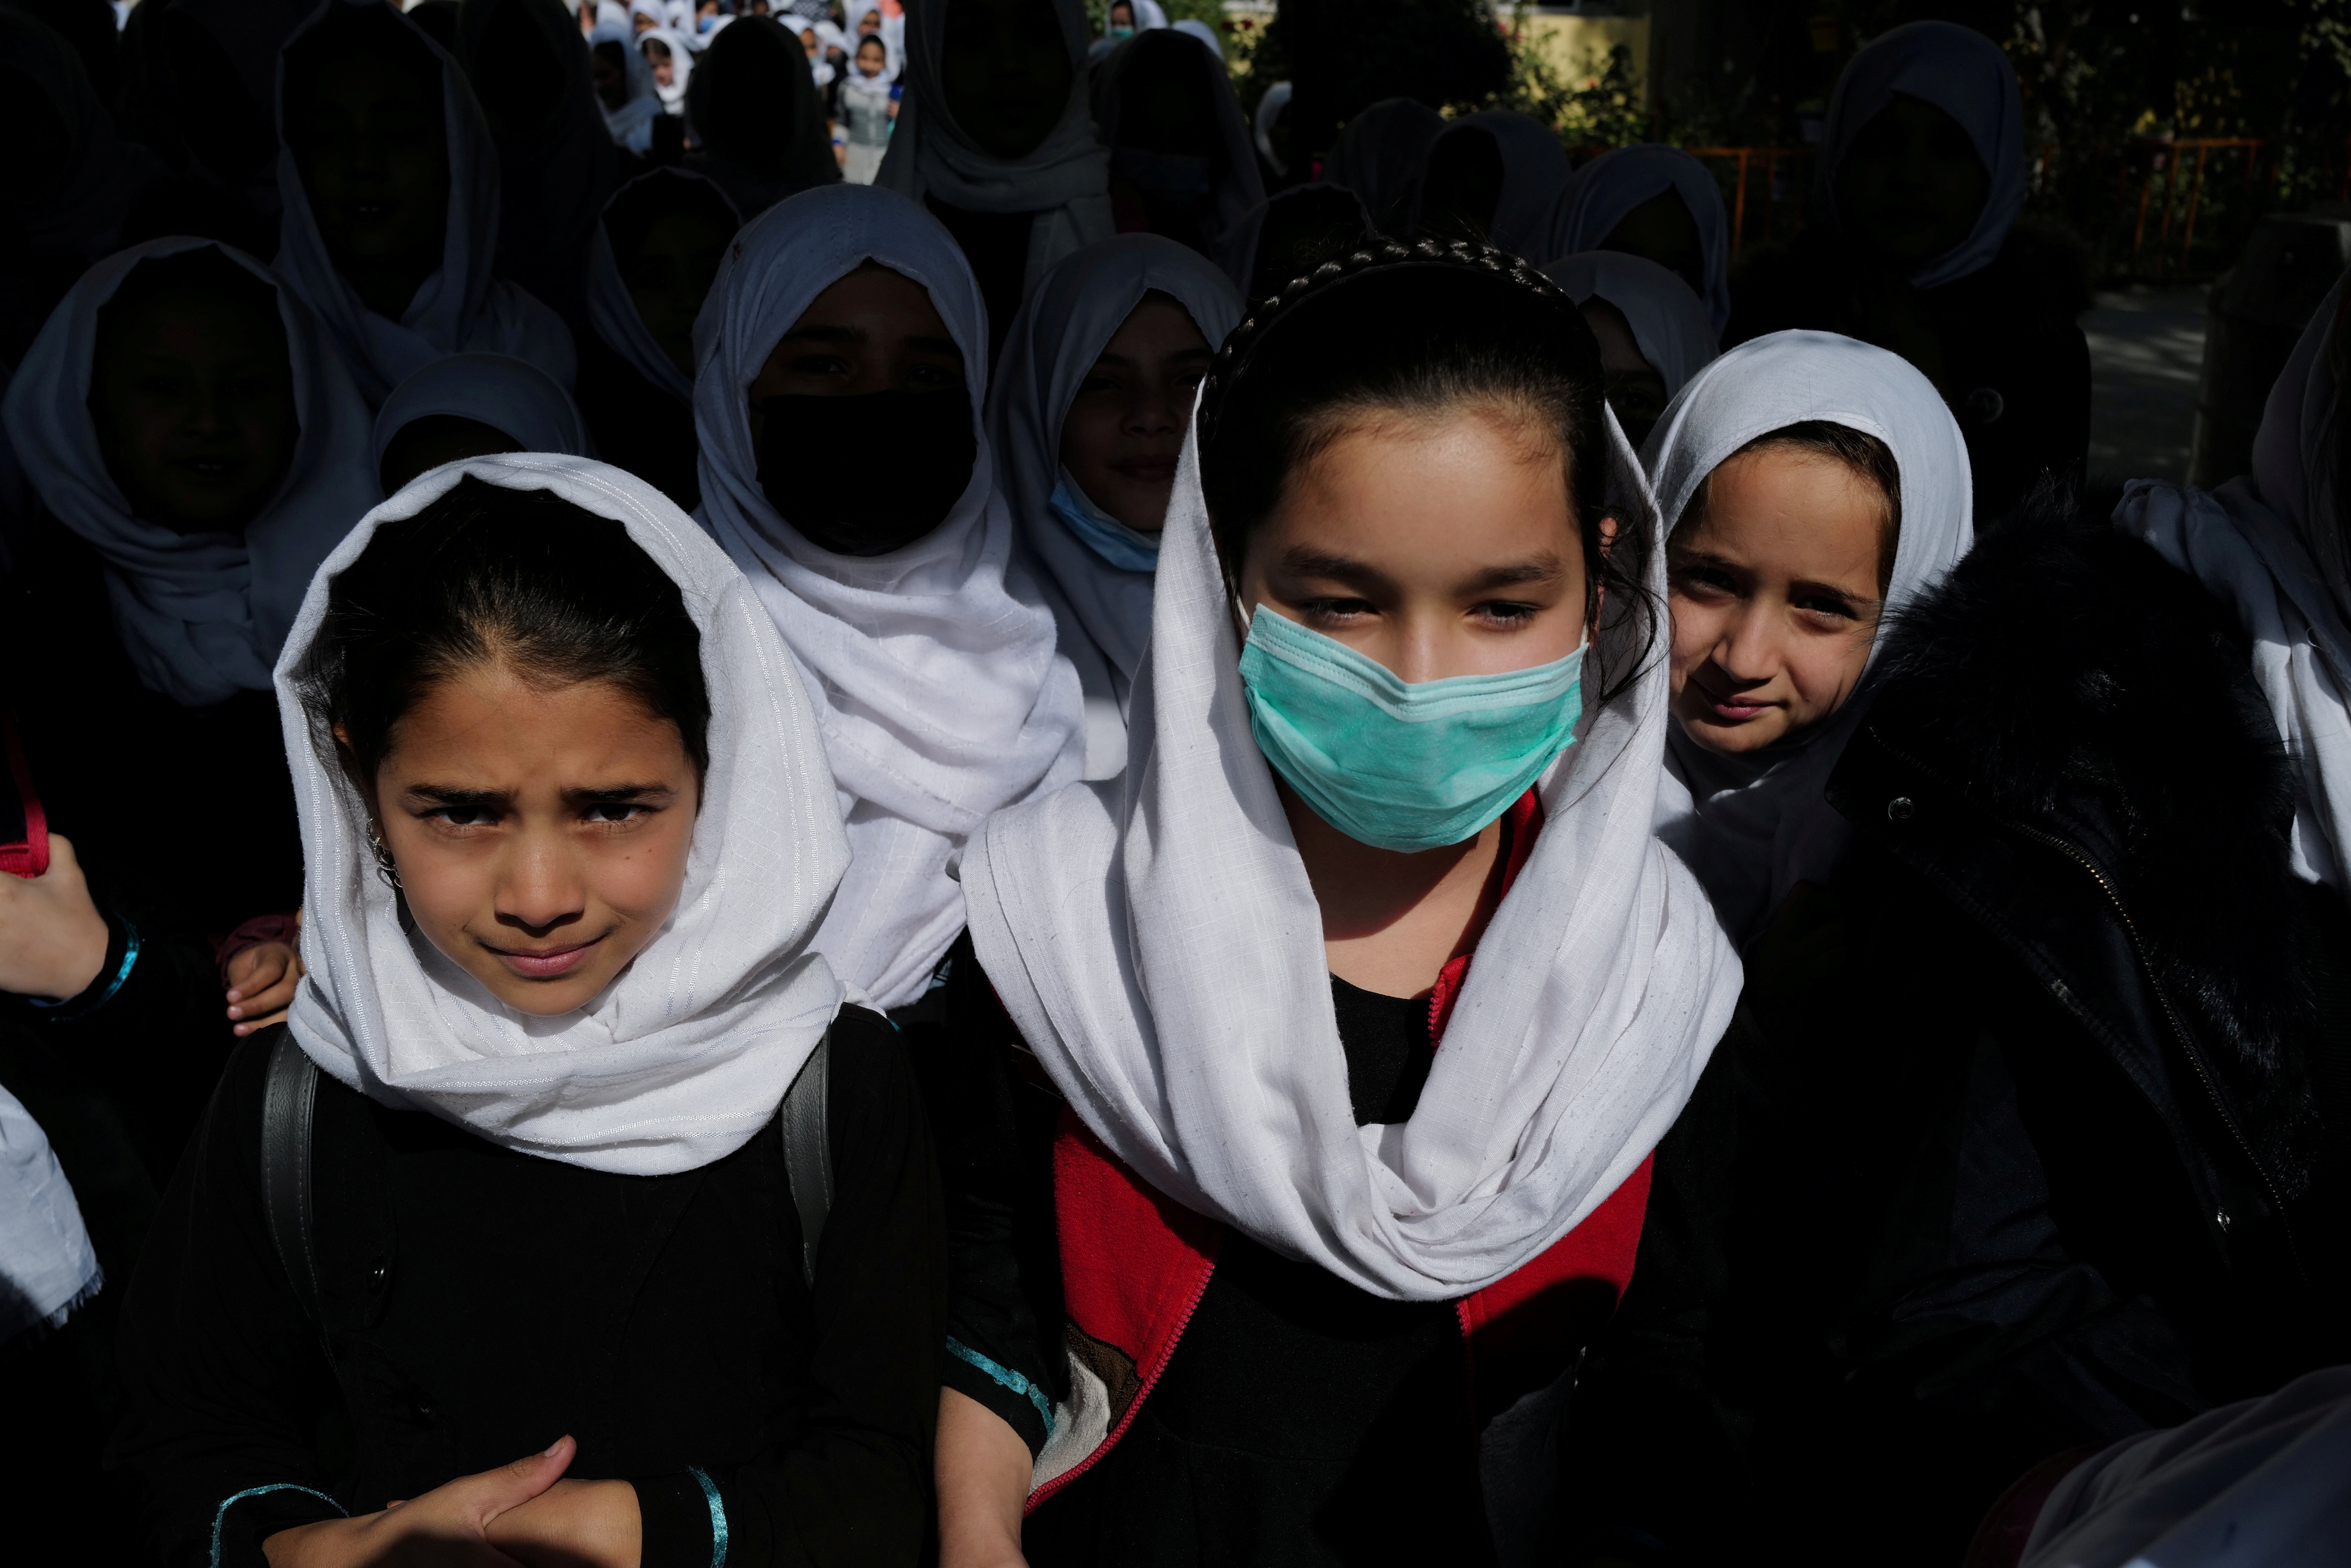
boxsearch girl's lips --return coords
[1693,680,1775,724]
[1115,457,1178,482]
[486,937,602,979]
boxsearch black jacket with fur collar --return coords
[1557,504,2351,1567]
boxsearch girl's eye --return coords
[1794,593,1860,621]
[909,364,962,390]
[429,806,497,828]
[1671,565,1737,596]
[787,353,850,376]
[1298,596,1374,625]
[584,803,649,824]
[1474,601,1541,626]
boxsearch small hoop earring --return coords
[369,824,402,892]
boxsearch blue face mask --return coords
[1049,468,1162,573]
[1238,606,1584,853]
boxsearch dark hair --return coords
[1198,237,1652,696]
[1676,421,1903,594]
[304,478,710,781]
[1246,186,1373,306]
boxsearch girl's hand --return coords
[226,932,305,1035]
[0,834,109,1001]
[262,1436,578,1567]
[484,1477,642,1567]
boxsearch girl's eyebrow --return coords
[403,784,508,810]
[1461,554,1564,592]
[1789,578,1881,609]
[1278,547,1392,593]
[570,784,679,804]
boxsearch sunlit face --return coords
[356,663,700,1018]
[289,55,449,318]
[1599,189,1705,301]
[748,262,964,440]
[1668,446,1889,755]
[1058,293,1210,535]
[1237,405,1591,684]
[1834,94,1990,270]
[90,285,298,536]
[623,206,735,379]
[1580,297,1667,453]
[941,0,1071,160]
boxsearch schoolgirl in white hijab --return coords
[273,0,577,408]
[874,0,1113,302]
[965,249,1741,1306]
[589,16,661,151]
[1820,20,2026,291]
[639,24,694,109]
[4,237,377,709]
[2115,275,2351,892]
[695,184,1082,1011]
[1544,143,1734,335]
[1091,27,1264,261]
[1542,250,1718,402]
[988,233,1241,777]
[1411,110,1571,261]
[1649,331,1973,948]
[280,454,848,1172]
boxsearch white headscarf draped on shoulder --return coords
[0,1085,100,1345]
[2115,274,2351,891]
[963,259,1743,1300]
[274,0,577,407]
[1543,144,1733,335]
[1820,20,2026,290]
[874,0,1112,299]
[1542,251,1718,400]
[278,454,850,1176]
[4,237,378,708]
[1648,331,1973,948]
[990,234,1241,778]
[695,184,1083,1010]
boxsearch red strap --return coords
[0,713,49,880]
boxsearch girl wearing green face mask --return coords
[929,241,1743,1568]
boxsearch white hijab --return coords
[1412,110,1570,261]
[274,0,577,408]
[1820,20,2026,290]
[963,279,1743,1301]
[1543,144,1733,335]
[278,454,850,1176]
[2114,274,2351,890]
[694,184,1084,1009]
[590,18,661,152]
[4,237,379,709]
[0,1084,100,1345]
[989,234,1241,778]
[2023,1365,2351,1568]
[639,26,693,108]
[585,168,740,405]
[1543,250,1719,400]
[1093,31,1263,260]
[874,0,1113,302]
[372,352,592,474]
[1648,331,1974,948]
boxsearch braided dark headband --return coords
[1197,237,1586,451]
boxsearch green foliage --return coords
[1483,7,1648,148]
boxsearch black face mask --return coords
[755,390,976,556]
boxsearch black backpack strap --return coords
[779,1028,833,1290]
[258,1030,326,1342]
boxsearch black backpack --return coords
[257,1028,835,1344]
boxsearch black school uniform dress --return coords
[110,1006,947,1568]
[927,960,1492,1568]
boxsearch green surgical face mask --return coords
[1237,605,1585,853]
